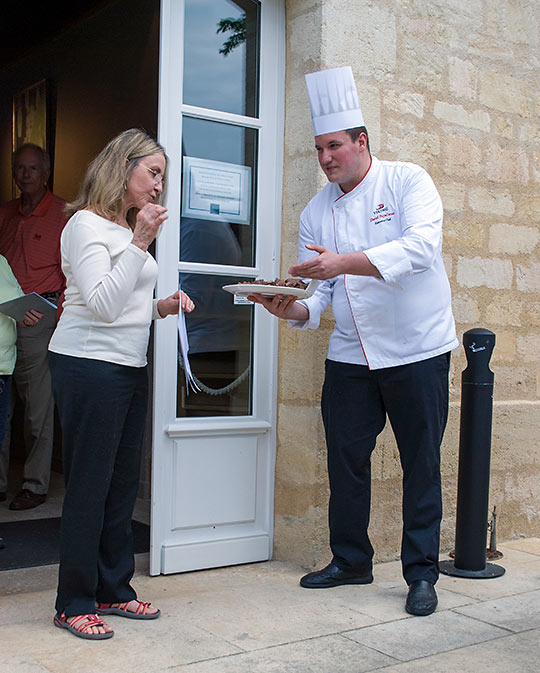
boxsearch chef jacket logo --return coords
[370,203,395,226]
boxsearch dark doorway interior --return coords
[0,0,160,566]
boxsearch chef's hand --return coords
[18,309,43,327]
[289,244,381,280]
[131,203,168,251]
[288,244,343,280]
[157,290,195,317]
[248,293,309,321]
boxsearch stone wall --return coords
[274,0,540,569]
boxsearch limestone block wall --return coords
[274,0,540,569]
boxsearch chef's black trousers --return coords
[49,352,148,617]
[321,353,450,585]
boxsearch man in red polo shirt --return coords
[0,143,67,510]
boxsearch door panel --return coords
[160,422,272,574]
[172,435,258,529]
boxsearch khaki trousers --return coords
[0,308,56,494]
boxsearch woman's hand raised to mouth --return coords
[131,203,168,251]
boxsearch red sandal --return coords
[53,612,114,640]
[96,599,160,620]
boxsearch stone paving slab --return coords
[0,552,149,596]
[368,558,404,589]
[0,563,58,596]
[343,610,510,662]
[1,544,540,673]
[176,634,398,673]
[1,657,52,673]
[454,589,540,632]
[33,618,243,673]
[502,537,540,556]
[170,586,379,651]
[476,545,540,566]
[0,588,52,626]
[368,628,540,673]
[320,582,477,622]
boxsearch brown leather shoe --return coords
[9,489,46,510]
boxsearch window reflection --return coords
[181,216,241,267]
[183,0,260,117]
[180,117,257,267]
[178,272,253,417]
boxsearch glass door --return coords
[150,0,284,574]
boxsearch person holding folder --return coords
[0,255,41,513]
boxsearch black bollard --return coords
[439,328,505,579]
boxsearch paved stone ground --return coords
[1,538,539,672]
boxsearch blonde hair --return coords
[66,128,168,227]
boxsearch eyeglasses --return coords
[145,167,165,185]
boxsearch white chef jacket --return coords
[290,156,458,370]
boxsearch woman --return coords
[49,129,194,640]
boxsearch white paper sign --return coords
[182,156,251,224]
[233,295,253,305]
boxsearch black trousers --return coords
[49,352,148,617]
[321,353,450,585]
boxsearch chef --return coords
[249,66,458,616]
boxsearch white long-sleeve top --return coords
[290,156,458,369]
[49,210,162,367]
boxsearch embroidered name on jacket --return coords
[370,203,395,225]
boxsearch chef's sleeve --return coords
[363,165,444,284]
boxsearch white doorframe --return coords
[150,0,285,575]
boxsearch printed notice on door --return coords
[182,157,251,225]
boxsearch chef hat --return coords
[305,66,364,136]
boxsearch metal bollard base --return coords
[439,559,505,579]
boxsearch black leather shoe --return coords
[0,491,6,502]
[9,489,46,511]
[405,580,438,616]
[300,562,373,588]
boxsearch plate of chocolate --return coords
[222,278,319,299]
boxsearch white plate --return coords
[222,279,319,299]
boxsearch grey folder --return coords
[0,292,58,322]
